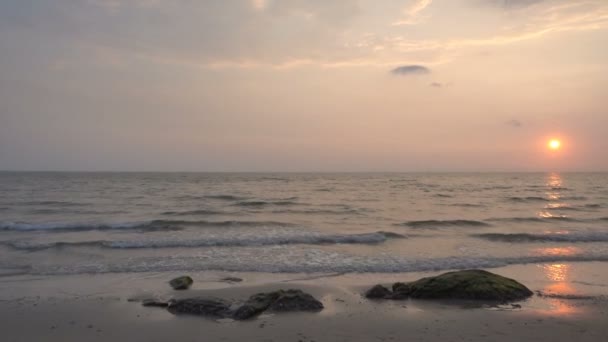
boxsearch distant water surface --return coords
[0,172,607,275]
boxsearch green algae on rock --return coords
[234,289,324,320]
[365,284,393,299]
[169,276,193,290]
[142,288,324,320]
[167,297,232,318]
[366,270,533,302]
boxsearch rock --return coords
[364,285,392,299]
[142,288,323,320]
[268,289,324,312]
[232,292,280,320]
[365,270,533,302]
[169,276,193,290]
[167,297,232,318]
[233,289,323,320]
[400,270,533,301]
[220,277,243,283]
[390,282,412,299]
[141,299,169,308]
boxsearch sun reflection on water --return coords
[545,172,564,201]
[535,246,583,315]
[536,246,579,257]
[542,263,570,282]
[546,173,563,188]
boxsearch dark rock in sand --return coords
[169,276,193,290]
[233,292,281,320]
[143,287,323,320]
[268,289,324,312]
[220,277,243,283]
[367,270,533,302]
[141,299,169,308]
[365,284,392,299]
[234,289,323,320]
[167,297,232,318]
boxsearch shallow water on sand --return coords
[0,172,607,279]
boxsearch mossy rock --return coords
[366,270,533,302]
[233,289,323,320]
[141,299,169,308]
[232,291,282,320]
[268,289,324,312]
[365,285,392,299]
[144,287,324,320]
[167,297,232,318]
[169,276,193,290]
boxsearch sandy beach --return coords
[2,264,607,342]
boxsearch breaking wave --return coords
[161,210,226,216]
[400,220,490,228]
[508,196,549,202]
[13,251,608,276]
[0,220,295,232]
[234,200,299,207]
[472,232,608,243]
[5,231,405,251]
[487,216,579,223]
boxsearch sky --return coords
[0,0,607,172]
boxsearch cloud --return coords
[478,0,546,9]
[393,0,433,26]
[1,0,606,72]
[391,65,431,76]
[506,119,523,127]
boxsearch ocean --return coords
[1,172,607,277]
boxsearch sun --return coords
[548,139,561,150]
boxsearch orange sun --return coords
[548,139,561,150]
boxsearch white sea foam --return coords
[15,250,608,276]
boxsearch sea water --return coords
[0,172,607,277]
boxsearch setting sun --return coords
[548,139,561,150]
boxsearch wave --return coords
[544,203,601,211]
[5,231,405,251]
[0,220,294,232]
[234,200,299,207]
[161,210,225,216]
[544,205,582,211]
[508,196,549,202]
[204,195,247,201]
[487,216,579,223]
[28,209,128,215]
[563,196,588,200]
[472,232,608,243]
[400,220,490,228]
[174,195,247,201]
[16,251,608,276]
[535,291,602,300]
[271,208,364,215]
[483,186,513,190]
[0,221,170,232]
[449,203,485,208]
[18,200,88,207]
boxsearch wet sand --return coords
[2,264,607,342]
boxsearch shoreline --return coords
[2,263,608,341]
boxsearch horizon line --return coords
[1,170,607,174]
